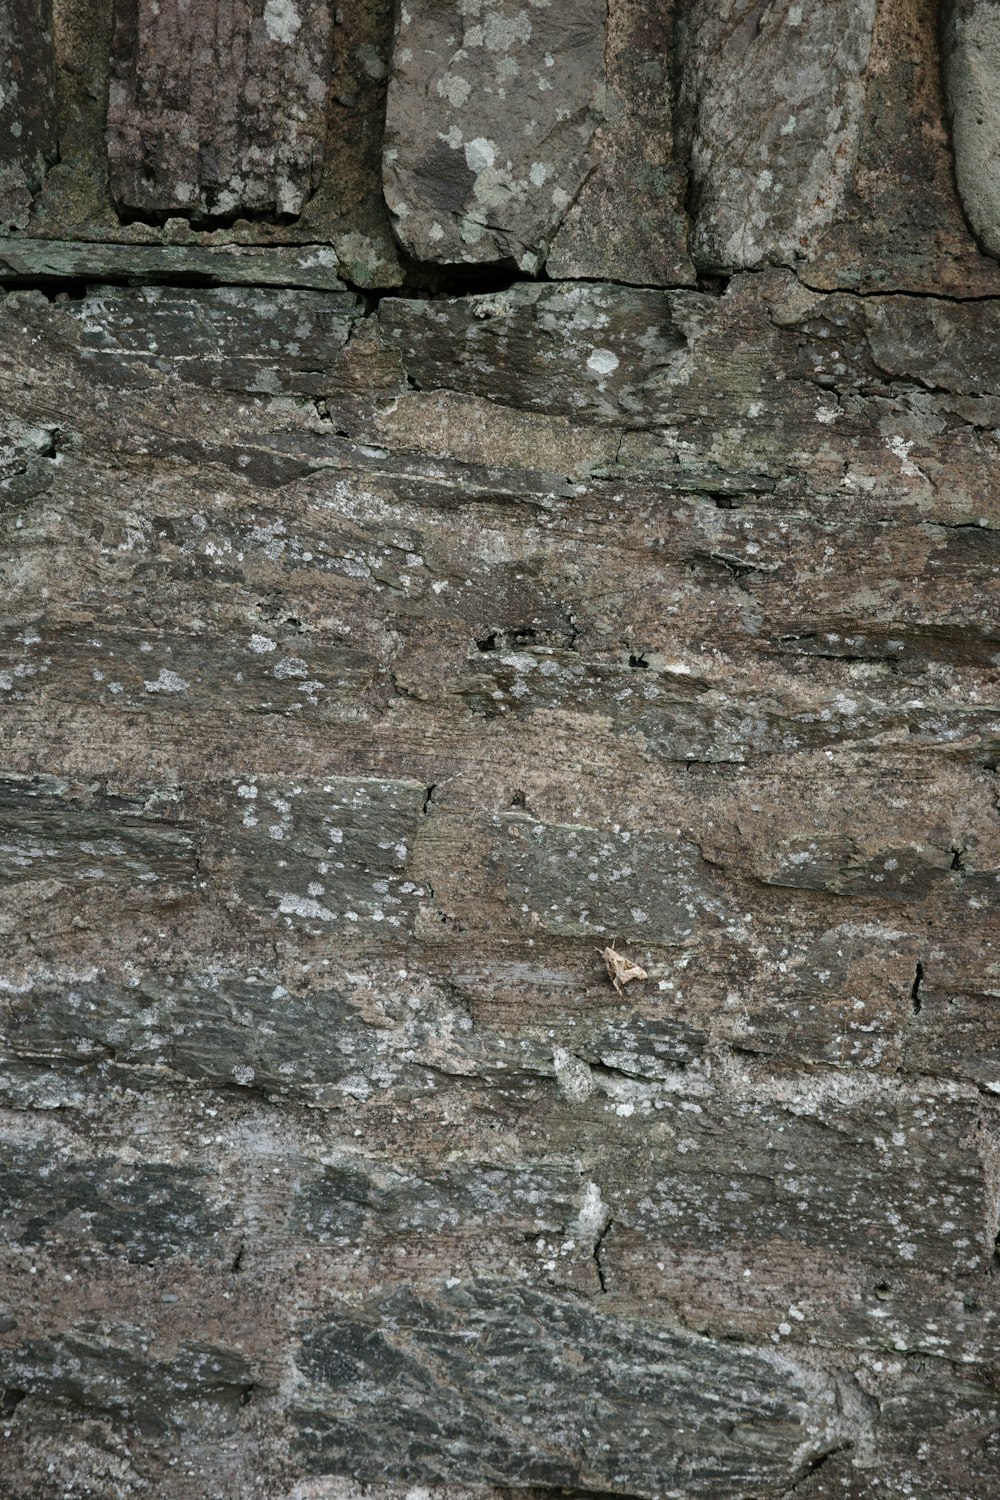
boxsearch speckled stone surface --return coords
[2,4,1000,1499]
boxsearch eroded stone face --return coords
[676,0,878,270]
[106,0,334,222]
[942,0,1000,259]
[382,0,607,271]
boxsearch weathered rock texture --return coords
[1,3,1000,1499]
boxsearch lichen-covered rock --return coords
[68,284,363,396]
[217,775,429,936]
[382,0,607,271]
[0,1144,225,1264]
[488,810,729,941]
[106,0,334,223]
[0,238,351,289]
[676,0,878,271]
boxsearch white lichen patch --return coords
[586,347,619,377]
[143,668,188,694]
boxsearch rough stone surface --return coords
[293,1281,843,1494]
[546,0,694,286]
[3,6,1000,1500]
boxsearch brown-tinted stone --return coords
[546,0,694,285]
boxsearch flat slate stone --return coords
[383,0,606,271]
[68,284,362,395]
[0,237,348,289]
[220,775,429,936]
[0,1144,223,1263]
[293,1280,840,1495]
[106,0,333,223]
[378,280,694,423]
[7,1326,258,1434]
[0,773,196,903]
[488,811,729,942]
[294,1159,582,1243]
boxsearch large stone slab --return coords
[675,0,878,271]
[0,0,57,231]
[0,774,196,936]
[218,775,429,936]
[546,0,694,285]
[0,238,349,290]
[488,811,730,942]
[378,280,696,423]
[293,1281,841,1494]
[589,1073,994,1278]
[942,0,1000,260]
[0,1142,224,1264]
[69,285,362,396]
[5,1325,258,1431]
[383,0,606,271]
[106,0,334,223]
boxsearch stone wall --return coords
[1,3,1000,1497]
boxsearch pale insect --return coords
[599,940,648,997]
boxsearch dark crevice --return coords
[477,628,546,653]
[592,1217,613,1293]
[911,962,925,1015]
[1,276,92,301]
[0,1387,26,1418]
[422,784,436,815]
[230,1239,246,1273]
[589,1058,687,1086]
[780,1443,852,1497]
[696,271,731,295]
[950,846,966,871]
[792,268,1000,305]
[8,249,1000,307]
[366,262,540,306]
[113,199,302,230]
